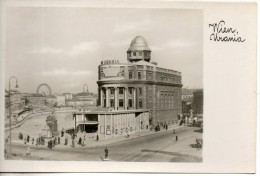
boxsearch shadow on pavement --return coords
[141,149,202,162]
[141,149,185,157]
[193,129,203,133]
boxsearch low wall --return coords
[4,109,77,131]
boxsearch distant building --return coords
[56,95,66,107]
[192,89,203,115]
[5,89,25,117]
[182,88,194,102]
[181,88,194,114]
[46,95,57,107]
[26,94,46,108]
[63,93,73,100]
[65,92,97,108]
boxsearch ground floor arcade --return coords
[73,109,150,139]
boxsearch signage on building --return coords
[101,66,124,78]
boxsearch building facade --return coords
[5,90,25,117]
[97,36,182,126]
[25,94,46,108]
[56,95,66,107]
[182,88,194,114]
[73,109,149,139]
[192,89,203,115]
[65,92,97,108]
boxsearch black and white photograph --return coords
[3,7,203,162]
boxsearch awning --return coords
[76,121,99,125]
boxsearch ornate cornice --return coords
[97,80,183,87]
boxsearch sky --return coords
[5,7,203,94]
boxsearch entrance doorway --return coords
[77,124,98,133]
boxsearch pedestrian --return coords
[61,130,64,137]
[49,140,52,149]
[24,138,27,144]
[27,135,30,143]
[78,137,82,145]
[58,137,60,144]
[26,145,31,156]
[54,137,57,145]
[166,124,168,130]
[4,148,7,159]
[176,135,178,142]
[173,129,175,134]
[42,137,45,146]
[32,138,34,145]
[47,141,51,149]
[104,147,109,159]
[72,139,75,147]
[65,136,68,145]
[96,134,99,141]
[82,135,86,146]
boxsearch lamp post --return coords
[8,76,19,158]
[82,84,88,132]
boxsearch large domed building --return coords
[97,35,182,124]
[72,36,182,139]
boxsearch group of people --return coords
[20,134,46,146]
[154,123,168,132]
[47,137,61,149]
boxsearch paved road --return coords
[6,126,202,162]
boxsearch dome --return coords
[127,36,151,51]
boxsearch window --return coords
[138,72,142,80]
[128,88,132,94]
[128,99,133,107]
[148,73,152,80]
[139,87,142,95]
[110,99,114,107]
[119,99,124,107]
[110,88,114,95]
[139,51,142,56]
[165,76,168,81]
[129,72,133,79]
[119,88,124,94]
[133,52,136,56]
[139,99,143,108]
[161,75,164,81]
[127,52,131,57]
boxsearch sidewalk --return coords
[11,124,186,150]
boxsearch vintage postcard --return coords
[0,0,257,173]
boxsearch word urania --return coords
[209,20,245,42]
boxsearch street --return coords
[6,126,202,162]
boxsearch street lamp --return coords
[8,76,18,158]
[82,84,88,132]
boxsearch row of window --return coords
[129,71,180,83]
[128,71,142,80]
[108,87,143,95]
[127,51,151,57]
[161,74,181,83]
[108,99,143,108]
